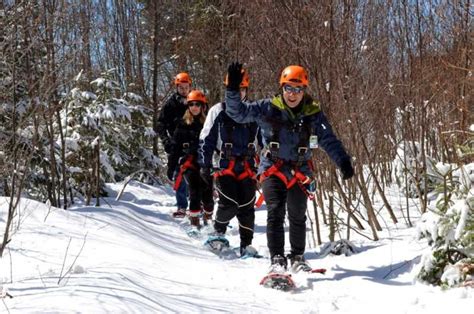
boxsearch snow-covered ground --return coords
[0,181,472,313]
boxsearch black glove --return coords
[200,167,212,185]
[340,158,354,180]
[227,62,243,91]
[166,167,174,181]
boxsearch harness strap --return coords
[255,159,315,207]
[255,188,265,208]
[173,155,196,190]
[214,158,256,181]
[237,160,257,181]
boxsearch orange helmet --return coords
[279,65,308,87]
[224,68,250,88]
[186,90,207,104]
[174,72,192,85]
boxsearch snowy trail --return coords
[0,181,472,313]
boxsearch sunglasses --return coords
[188,102,202,108]
[283,85,305,94]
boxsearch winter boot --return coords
[188,210,201,228]
[288,254,312,272]
[240,245,260,258]
[172,208,186,218]
[202,209,213,225]
[269,254,287,273]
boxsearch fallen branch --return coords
[116,169,162,201]
[58,233,88,285]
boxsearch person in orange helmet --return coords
[198,68,262,257]
[225,62,354,272]
[158,72,192,217]
[167,90,214,227]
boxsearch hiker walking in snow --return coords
[224,62,354,271]
[198,68,262,257]
[158,72,192,217]
[167,90,214,227]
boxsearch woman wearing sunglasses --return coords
[224,62,354,272]
[167,90,214,227]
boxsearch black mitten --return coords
[340,159,354,180]
[227,62,243,91]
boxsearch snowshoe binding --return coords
[204,234,238,259]
[260,273,296,291]
[204,235,230,252]
[288,254,312,273]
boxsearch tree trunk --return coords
[355,164,381,240]
[151,2,160,156]
[311,198,322,245]
[95,139,101,207]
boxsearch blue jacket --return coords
[225,89,351,179]
[199,102,261,173]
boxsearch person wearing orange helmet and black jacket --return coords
[158,72,192,217]
[167,90,214,227]
[198,68,262,257]
[158,72,193,154]
[224,62,354,272]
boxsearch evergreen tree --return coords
[416,159,473,288]
[59,69,156,201]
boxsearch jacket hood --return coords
[270,94,321,118]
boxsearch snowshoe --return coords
[204,235,238,259]
[204,235,230,252]
[240,245,263,259]
[260,254,294,291]
[186,226,201,238]
[171,208,186,218]
[260,272,295,291]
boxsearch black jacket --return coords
[167,117,204,173]
[157,92,187,153]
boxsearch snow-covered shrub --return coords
[1,39,52,201]
[392,141,438,197]
[416,162,473,288]
[119,92,160,177]
[60,70,155,200]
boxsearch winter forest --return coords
[1,0,473,312]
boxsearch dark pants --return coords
[214,176,256,247]
[184,168,214,212]
[262,176,307,258]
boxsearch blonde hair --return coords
[183,106,206,125]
